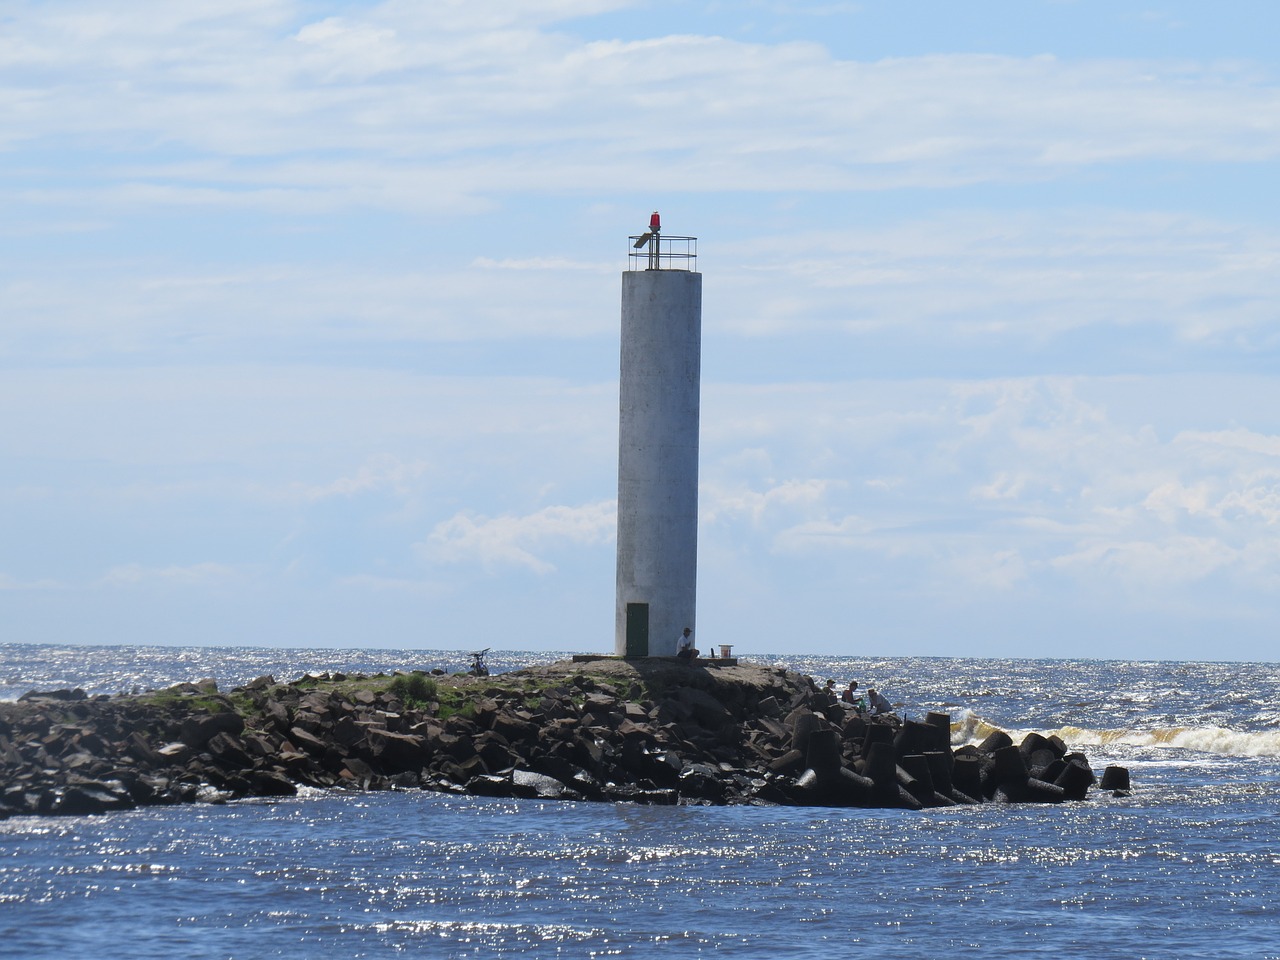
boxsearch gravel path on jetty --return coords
[0,657,1127,818]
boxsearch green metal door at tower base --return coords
[625,603,649,658]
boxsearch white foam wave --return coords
[952,714,1280,758]
[1056,725,1280,758]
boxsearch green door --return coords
[625,603,649,658]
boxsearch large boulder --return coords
[180,712,245,749]
[366,729,428,773]
[55,780,136,815]
[512,769,581,800]
[673,687,731,729]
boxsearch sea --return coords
[1,643,1278,959]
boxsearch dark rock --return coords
[804,728,842,779]
[240,731,280,759]
[512,769,580,800]
[925,711,952,736]
[125,731,161,765]
[924,751,953,794]
[977,730,1014,754]
[1100,765,1131,792]
[490,714,538,745]
[672,688,731,729]
[330,716,366,749]
[1025,778,1066,803]
[991,744,1029,786]
[180,712,244,749]
[56,780,136,815]
[1026,748,1057,777]
[833,767,874,805]
[264,700,291,731]
[896,719,947,759]
[767,748,805,775]
[194,785,233,804]
[756,695,781,717]
[895,784,924,811]
[603,783,677,805]
[156,741,193,763]
[789,710,821,753]
[678,762,727,801]
[19,688,87,702]
[1054,757,1096,800]
[474,734,517,774]
[862,722,894,754]
[342,757,377,781]
[864,741,899,803]
[206,732,252,769]
[467,774,515,798]
[435,732,477,763]
[365,729,428,773]
[287,726,329,755]
[897,756,934,805]
[842,715,868,745]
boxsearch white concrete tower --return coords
[615,213,702,657]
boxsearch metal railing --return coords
[627,234,697,271]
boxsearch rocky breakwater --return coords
[0,658,1129,817]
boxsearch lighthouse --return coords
[615,213,702,657]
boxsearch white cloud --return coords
[697,376,1280,604]
[296,456,432,503]
[0,573,65,591]
[4,7,1280,211]
[1,258,621,358]
[1218,483,1280,525]
[949,549,1030,591]
[701,478,838,525]
[4,363,1280,654]
[1142,480,1214,522]
[772,514,873,553]
[421,500,616,573]
[1050,536,1239,586]
[1174,427,1280,460]
[712,212,1280,346]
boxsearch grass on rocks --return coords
[117,657,741,726]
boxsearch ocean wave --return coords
[1055,725,1280,758]
[952,712,1280,759]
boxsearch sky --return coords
[3,1,1280,661]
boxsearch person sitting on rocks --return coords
[675,627,698,660]
[843,681,869,715]
[867,687,893,716]
[825,678,838,700]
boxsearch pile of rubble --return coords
[0,658,1128,817]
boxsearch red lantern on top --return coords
[649,211,661,232]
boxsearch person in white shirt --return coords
[675,627,697,660]
[867,687,893,716]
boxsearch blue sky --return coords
[3,1,1280,660]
